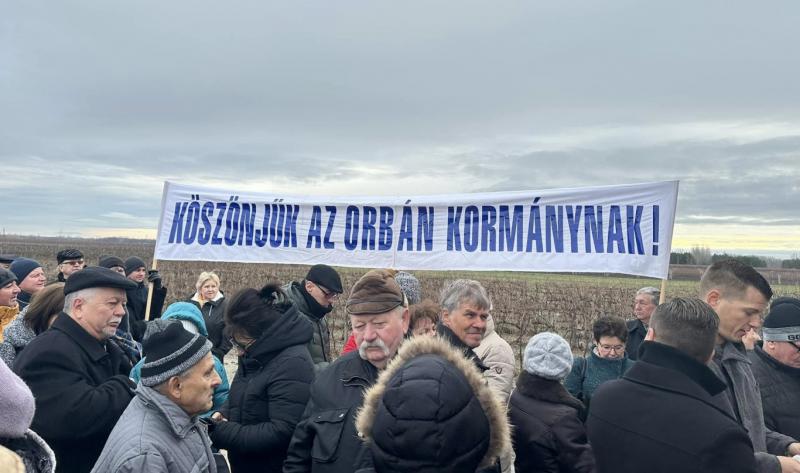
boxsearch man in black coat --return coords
[624,286,659,360]
[750,297,800,441]
[14,267,139,473]
[123,256,167,341]
[283,269,409,473]
[588,297,758,473]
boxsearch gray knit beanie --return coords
[523,332,573,381]
[140,323,212,387]
[395,271,422,305]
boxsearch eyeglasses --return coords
[229,337,255,353]
[788,342,800,354]
[61,260,84,267]
[598,344,625,353]
[316,284,339,301]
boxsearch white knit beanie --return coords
[523,332,574,381]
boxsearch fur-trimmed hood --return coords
[356,335,511,472]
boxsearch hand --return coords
[788,443,800,456]
[742,328,761,351]
[211,412,227,423]
[778,456,800,473]
[147,270,163,287]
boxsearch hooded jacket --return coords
[283,281,332,372]
[91,385,217,473]
[749,345,800,440]
[355,336,511,473]
[473,315,516,405]
[130,302,230,416]
[209,304,314,473]
[188,291,231,362]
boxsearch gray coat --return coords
[708,341,796,473]
[92,385,217,473]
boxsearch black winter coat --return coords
[210,305,315,473]
[188,292,231,362]
[125,281,166,341]
[509,372,595,473]
[13,312,136,473]
[749,345,800,440]
[624,319,646,360]
[587,341,757,473]
[283,351,380,473]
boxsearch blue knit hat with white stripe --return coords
[140,322,212,387]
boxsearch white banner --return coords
[154,180,679,278]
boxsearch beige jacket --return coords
[474,315,516,405]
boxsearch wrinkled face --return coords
[412,317,436,337]
[0,281,21,307]
[596,335,626,359]
[200,280,219,301]
[128,267,146,283]
[305,280,338,308]
[706,286,768,343]
[171,353,221,416]
[633,294,657,324]
[352,307,410,369]
[765,341,800,369]
[72,287,127,341]
[59,259,85,278]
[19,268,46,294]
[442,301,489,348]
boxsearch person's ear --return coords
[441,309,450,326]
[304,280,314,293]
[644,327,656,341]
[167,376,182,400]
[400,307,410,332]
[704,289,722,309]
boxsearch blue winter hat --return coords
[161,302,209,336]
[10,258,41,283]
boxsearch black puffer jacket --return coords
[188,292,231,362]
[210,304,315,473]
[749,345,800,440]
[509,372,595,473]
[283,351,380,473]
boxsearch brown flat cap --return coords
[346,269,406,316]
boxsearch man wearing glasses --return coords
[55,248,85,282]
[750,297,800,442]
[701,260,800,473]
[283,264,343,372]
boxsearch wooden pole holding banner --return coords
[659,278,667,304]
[144,257,159,321]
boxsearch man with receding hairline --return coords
[588,297,757,473]
[701,259,800,473]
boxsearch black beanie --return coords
[306,264,343,294]
[98,255,125,270]
[762,297,800,342]
[56,248,84,264]
[124,256,147,276]
[140,323,212,387]
[0,268,17,288]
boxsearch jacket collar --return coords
[715,339,751,365]
[516,371,585,412]
[136,384,197,438]
[51,311,112,362]
[436,324,489,372]
[338,351,380,387]
[629,341,727,397]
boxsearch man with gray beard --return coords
[283,269,410,473]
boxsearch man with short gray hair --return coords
[625,286,660,360]
[14,267,138,473]
[588,297,757,473]
[438,279,491,370]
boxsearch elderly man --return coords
[750,297,800,441]
[56,248,85,282]
[92,323,221,472]
[701,260,800,473]
[0,255,15,269]
[625,286,659,360]
[437,279,491,371]
[588,298,757,473]
[14,266,138,473]
[283,264,344,372]
[283,269,409,473]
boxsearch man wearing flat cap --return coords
[14,266,139,473]
[284,269,409,473]
[56,248,85,282]
[283,264,344,372]
[750,297,800,441]
[0,254,15,269]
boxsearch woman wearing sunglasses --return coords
[208,283,315,473]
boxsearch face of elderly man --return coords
[442,301,489,348]
[70,287,128,341]
[351,306,410,369]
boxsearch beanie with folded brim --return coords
[140,323,212,386]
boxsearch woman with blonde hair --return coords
[187,271,230,361]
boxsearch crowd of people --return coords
[0,249,799,473]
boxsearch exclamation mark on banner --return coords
[652,205,660,256]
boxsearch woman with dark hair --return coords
[208,283,315,473]
[0,283,65,367]
[564,315,635,409]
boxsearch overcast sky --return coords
[2,1,798,257]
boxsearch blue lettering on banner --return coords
[378,206,394,251]
[306,206,323,248]
[361,206,377,250]
[606,205,624,253]
[566,205,582,253]
[481,206,497,252]
[526,202,543,252]
[198,202,214,245]
[545,205,564,253]
[498,205,523,252]
[584,206,603,253]
[463,206,479,252]
[416,207,434,252]
[626,205,644,255]
[399,206,413,250]
[344,206,359,251]
[447,206,462,251]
